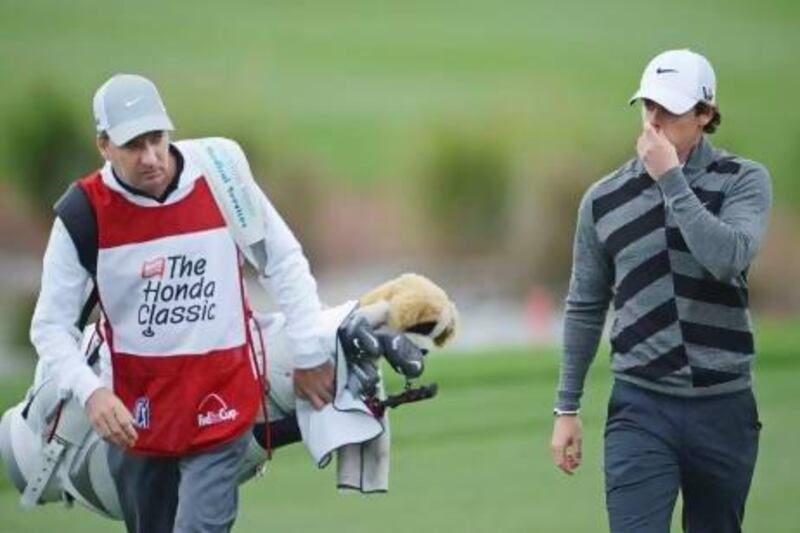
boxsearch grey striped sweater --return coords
[556,137,772,411]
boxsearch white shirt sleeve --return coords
[30,218,103,406]
[253,189,326,369]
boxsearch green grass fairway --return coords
[1,320,799,532]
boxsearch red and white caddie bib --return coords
[80,172,260,456]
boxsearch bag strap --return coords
[53,183,98,278]
[185,138,269,273]
[53,183,99,332]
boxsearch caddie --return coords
[550,49,772,532]
[29,73,332,533]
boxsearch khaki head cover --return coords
[358,273,458,350]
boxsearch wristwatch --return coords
[553,408,579,417]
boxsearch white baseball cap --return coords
[629,49,716,115]
[93,74,174,145]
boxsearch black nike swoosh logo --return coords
[656,68,678,74]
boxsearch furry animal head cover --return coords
[357,273,458,350]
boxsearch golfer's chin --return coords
[134,172,170,197]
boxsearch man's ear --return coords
[696,106,715,128]
[96,134,110,160]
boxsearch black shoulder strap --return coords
[53,183,99,331]
[22,185,101,420]
[54,183,98,277]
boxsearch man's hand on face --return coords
[293,360,335,410]
[550,415,583,475]
[637,122,681,180]
[85,387,138,448]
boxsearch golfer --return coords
[550,49,772,532]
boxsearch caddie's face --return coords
[97,130,173,197]
[641,99,713,155]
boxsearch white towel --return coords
[294,304,390,493]
[336,418,390,493]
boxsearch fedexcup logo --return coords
[197,393,239,428]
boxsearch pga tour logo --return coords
[197,393,239,428]
[133,397,150,429]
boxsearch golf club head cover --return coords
[376,331,425,379]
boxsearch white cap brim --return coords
[629,84,697,115]
[106,114,174,146]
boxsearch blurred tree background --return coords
[0,0,798,334]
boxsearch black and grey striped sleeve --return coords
[657,162,772,282]
[555,186,614,412]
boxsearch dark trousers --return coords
[604,380,761,533]
[107,431,251,533]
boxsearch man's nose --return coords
[140,143,158,166]
[645,108,661,128]
[645,109,664,130]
